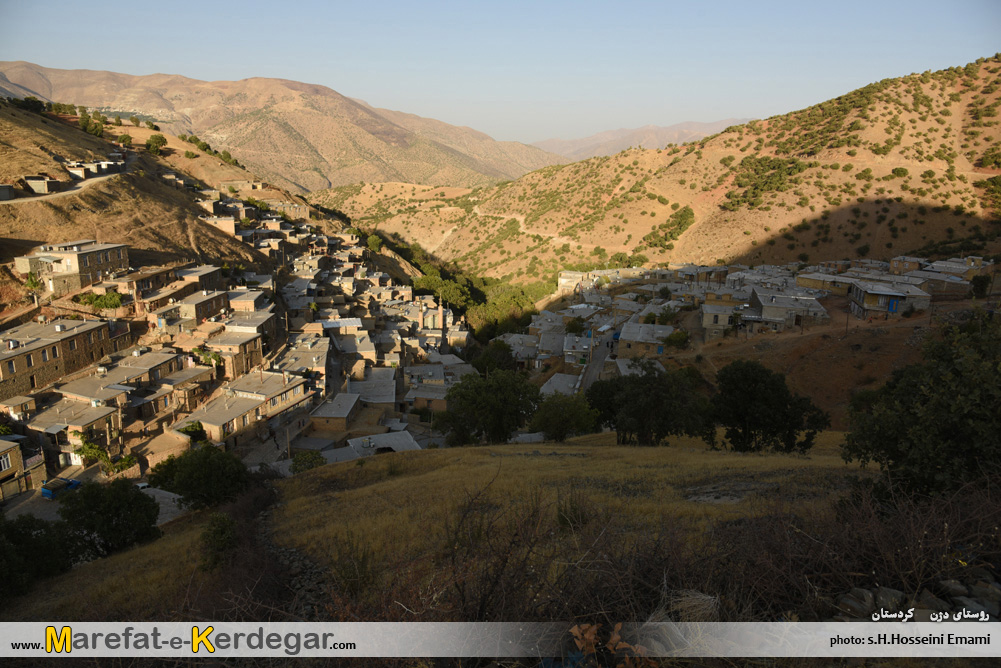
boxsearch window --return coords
[270,397,278,407]
[29,375,36,389]
[242,414,249,427]
[69,339,77,351]
[87,332,93,345]
[25,354,33,368]
[117,249,123,260]
[41,349,48,362]
[0,452,10,472]
[5,360,14,375]
[52,345,59,358]
[712,315,719,325]
[294,385,301,395]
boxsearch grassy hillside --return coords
[0,433,862,622]
[311,56,1001,282]
[7,432,998,635]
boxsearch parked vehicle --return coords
[41,478,82,500]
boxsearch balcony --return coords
[22,452,44,469]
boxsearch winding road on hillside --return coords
[0,154,136,206]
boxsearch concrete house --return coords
[700,304,739,342]
[847,280,931,319]
[228,371,314,426]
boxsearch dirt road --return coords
[0,155,135,206]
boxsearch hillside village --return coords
[0,143,994,510]
[0,43,1001,644]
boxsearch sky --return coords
[1,0,1000,143]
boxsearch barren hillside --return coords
[0,61,563,192]
[311,57,1001,282]
[0,102,273,273]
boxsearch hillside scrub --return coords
[844,311,1001,495]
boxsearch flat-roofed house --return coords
[310,393,361,432]
[25,398,123,468]
[14,240,130,296]
[0,319,114,402]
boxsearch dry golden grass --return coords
[272,431,863,570]
[0,517,204,622]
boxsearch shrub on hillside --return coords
[844,312,1001,495]
[148,445,250,509]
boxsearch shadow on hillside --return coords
[0,238,46,265]
[709,197,1000,269]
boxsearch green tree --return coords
[24,271,42,305]
[471,340,516,374]
[587,362,710,446]
[709,360,829,453]
[366,234,383,253]
[129,115,140,127]
[184,150,197,159]
[843,312,1001,495]
[148,445,250,509]
[565,316,587,336]
[291,450,325,474]
[529,392,597,442]
[970,275,990,299]
[439,370,539,445]
[114,115,122,126]
[116,133,133,147]
[145,133,167,155]
[77,111,91,131]
[58,479,161,559]
[199,512,238,571]
[0,515,73,597]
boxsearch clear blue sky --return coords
[2,0,999,142]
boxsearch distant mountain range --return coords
[532,120,751,160]
[0,61,564,193]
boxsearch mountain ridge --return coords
[0,61,563,193]
[309,56,1001,282]
[532,118,751,160]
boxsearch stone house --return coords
[15,240,130,296]
[0,319,113,401]
[25,398,123,468]
[0,435,46,500]
[617,321,675,358]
